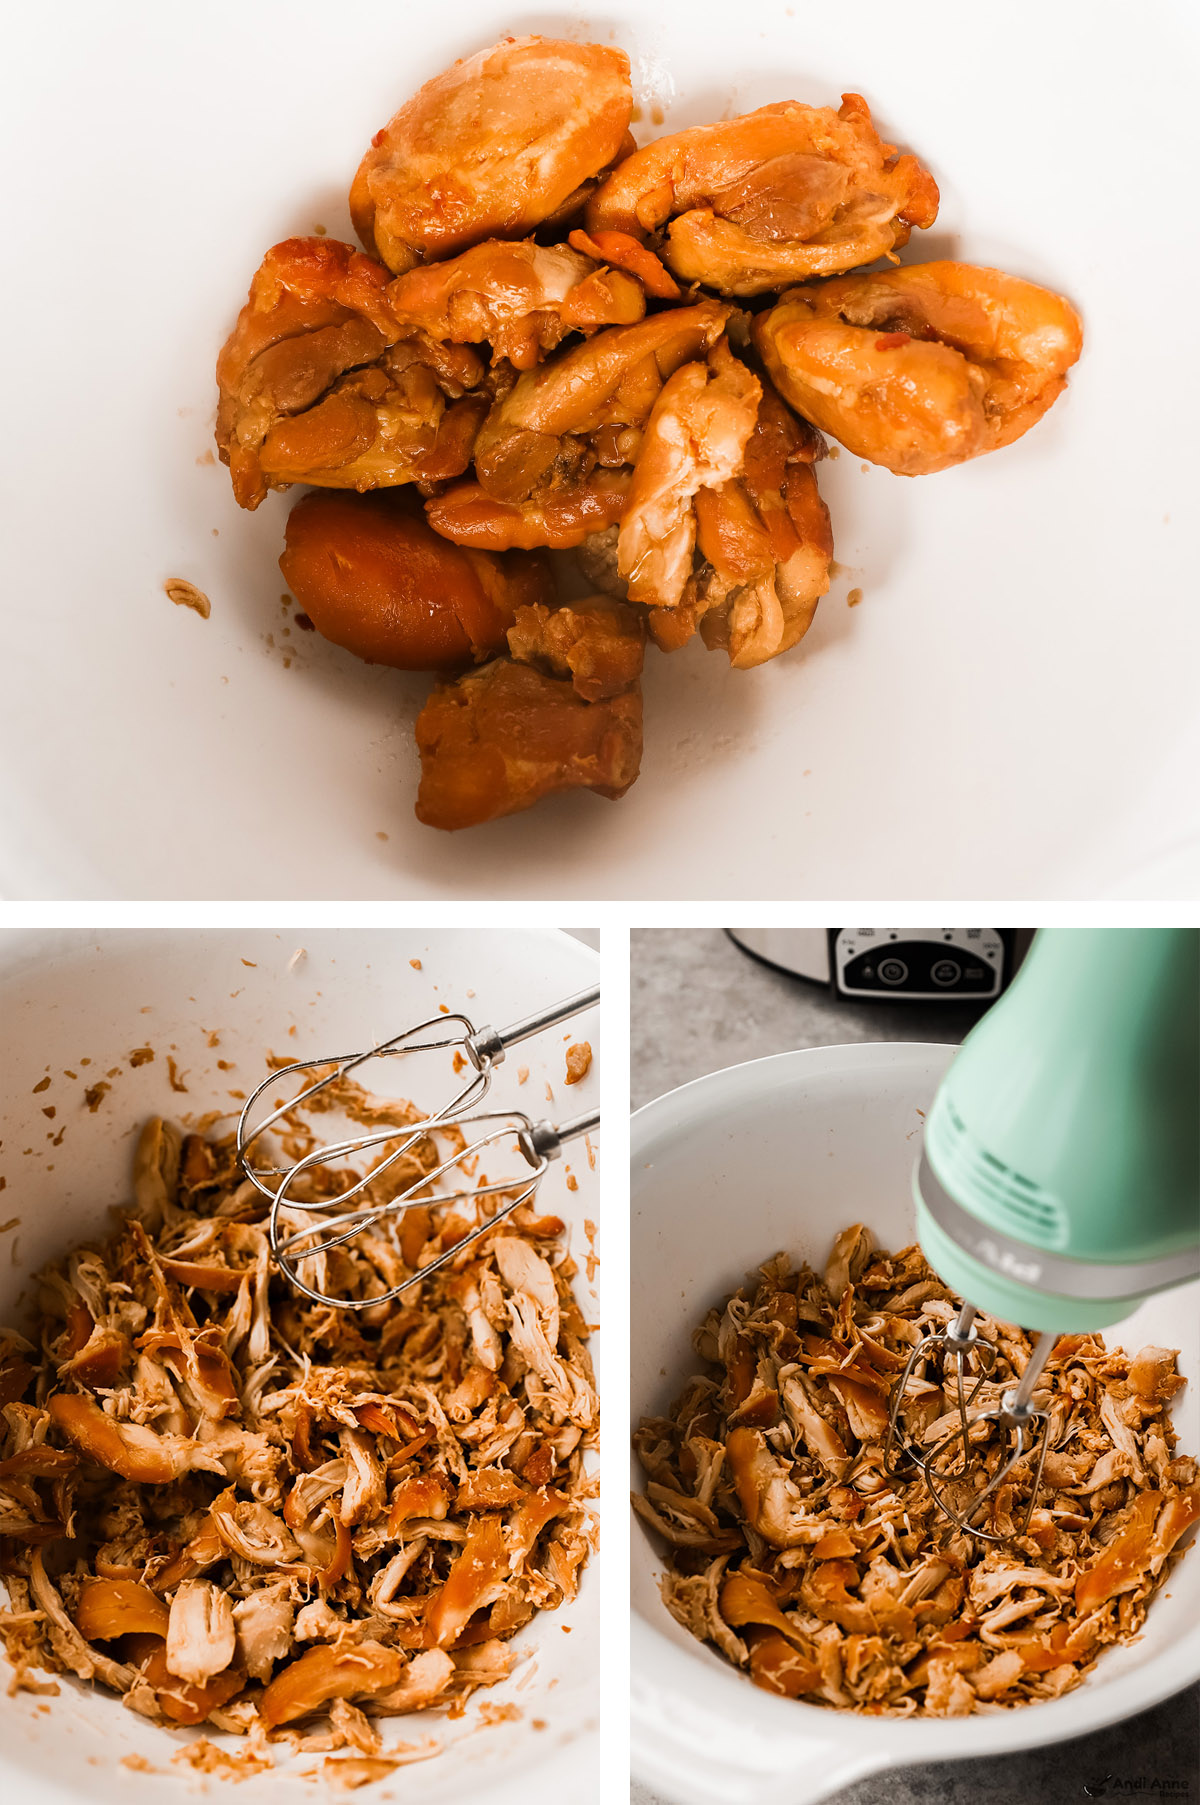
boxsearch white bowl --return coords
[631,1043,1200,1805]
[4,0,1199,898]
[0,926,600,1805]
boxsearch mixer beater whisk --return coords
[235,985,599,1310]
[884,1301,1056,1542]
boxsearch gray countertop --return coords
[630,927,1199,1805]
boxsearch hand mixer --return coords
[236,984,599,1309]
[885,927,1199,1541]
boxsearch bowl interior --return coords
[0,927,600,1805]
[631,1042,1200,1780]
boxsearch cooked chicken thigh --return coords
[753,262,1083,474]
[351,37,633,274]
[216,238,484,509]
[587,94,938,295]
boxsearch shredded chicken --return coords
[0,1111,597,1756]
[635,1226,1197,1715]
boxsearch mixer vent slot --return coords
[941,1103,1068,1249]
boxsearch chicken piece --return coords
[824,1224,874,1297]
[232,1584,294,1682]
[338,1427,387,1527]
[800,1559,879,1636]
[1126,1347,1185,1406]
[720,1571,808,1647]
[47,1392,224,1484]
[280,489,552,672]
[493,1237,560,1334]
[371,1648,456,1714]
[294,1598,347,1643]
[74,1580,170,1642]
[617,340,762,609]
[450,1639,518,1690]
[129,1637,246,1726]
[166,1580,236,1685]
[209,1490,302,1567]
[387,1472,452,1536]
[369,1541,430,1620]
[753,262,1083,475]
[473,302,730,502]
[455,1469,526,1511]
[414,659,642,831]
[747,1630,824,1698]
[586,93,938,295]
[424,1516,509,1648]
[132,1117,182,1229]
[351,38,633,274]
[780,1372,850,1474]
[827,1375,890,1441]
[448,1274,504,1373]
[626,352,827,664]
[215,238,485,510]
[1075,1486,1200,1615]
[137,1329,240,1421]
[505,597,645,701]
[726,1426,812,1548]
[60,1323,129,1388]
[424,471,631,552]
[567,229,681,300]
[507,1486,570,1567]
[685,388,832,668]
[259,1641,405,1728]
[387,239,645,370]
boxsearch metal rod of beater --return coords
[469,986,600,1065]
[1004,1329,1057,1417]
[946,1301,978,1472]
[549,1108,600,1145]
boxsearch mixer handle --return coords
[468,985,600,1066]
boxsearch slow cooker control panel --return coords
[832,929,1005,1001]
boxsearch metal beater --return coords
[884,1295,1055,1542]
[235,985,599,1309]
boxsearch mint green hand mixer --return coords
[885,927,1199,1540]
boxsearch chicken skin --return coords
[215,238,485,509]
[387,239,646,372]
[425,470,632,551]
[279,489,552,670]
[414,658,642,830]
[472,301,730,503]
[351,37,634,275]
[753,262,1084,474]
[586,94,938,296]
[567,229,681,300]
